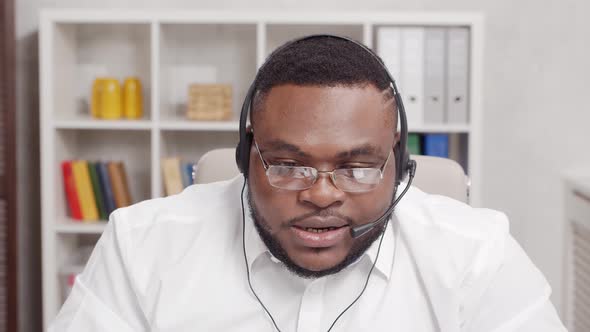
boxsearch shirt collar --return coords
[241,186,398,281]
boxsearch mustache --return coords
[286,209,355,226]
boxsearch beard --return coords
[247,186,392,279]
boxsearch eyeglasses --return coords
[254,140,392,193]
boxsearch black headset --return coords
[235,34,413,186]
[236,34,417,332]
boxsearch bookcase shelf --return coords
[55,220,107,234]
[159,120,240,131]
[53,119,153,130]
[51,22,152,121]
[410,124,471,133]
[40,9,484,329]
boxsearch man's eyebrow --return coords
[261,140,383,159]
[336,144,382,159]
[263,140,311,158]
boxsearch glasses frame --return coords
[253,139,392,192]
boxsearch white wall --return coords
[16,0,590,330]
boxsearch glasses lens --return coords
[266,166,316,190]
[333,168,382,192]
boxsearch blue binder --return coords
[424,134,449,158]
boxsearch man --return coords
[51,36,567,331]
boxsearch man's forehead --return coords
[257,84,391,114]
[257,137,390,159]
[254,85,394,126]
[252,84,396,157]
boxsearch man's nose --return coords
[298,173,346,209]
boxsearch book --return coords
[401,27,425,127]
[61,161,83,220]
[423,134,449,158]
[162,157,184,196]
[118,162,133,207]
[97,162,117,216]
[88,162,107,220]
[446,27,469,123]
[108,161,132,208]
[424,28,446,124]
[71,160,99,221]
[181,161,194,188]
[186,162,195,186]
[407,134,422,155]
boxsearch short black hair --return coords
[251,35,395,115]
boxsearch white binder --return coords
[423,28,446,124]
[446,28,470,123]
[376,27,402,85]
[401,27,425,127]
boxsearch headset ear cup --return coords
[235,142,243,173]
[393,142,401,185]
[401,149,410,181]
[394,141,410,185]
[239,132,254,176]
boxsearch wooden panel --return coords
[0,0,17,330]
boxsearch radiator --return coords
[564,180,590,332]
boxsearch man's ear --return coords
[394,131,401,146]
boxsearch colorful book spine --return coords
[185,162,195,186]
[407,134,422,155]
[108,161,132,208]
[162,157,184,195]
[424,134,449,158]
[118,162,132,206]
[71,160,99,221]
[181,161,192,188]
[88,161,107,220]
[61,161,83,220]
[97,162,117,216]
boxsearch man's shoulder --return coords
[399,185,509,240]
[105,175,245,290]
[397,186,510,288]
[113,174,244,232]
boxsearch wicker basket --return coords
[187,84,232,121]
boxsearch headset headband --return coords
[236,34,411,185]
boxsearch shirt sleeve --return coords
[49,209,149,332]
[460,234,568,332]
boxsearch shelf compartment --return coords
[158,130,239,195]
[158,23,257,123]
[55,233,101,305]
[54,129,152,222]
[51,22,152,122]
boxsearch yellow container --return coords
[123,77,143,119]
[100,78,122,119]
[91,78,107,118]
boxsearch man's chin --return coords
[288,247,349,273]
[247,188,387,279]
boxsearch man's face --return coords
[247,84,398,277]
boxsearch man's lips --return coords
[291,216,350,230]
[289,216,351,248]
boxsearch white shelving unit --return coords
[40,9,484,328]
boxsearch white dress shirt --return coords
[50,175,567,331]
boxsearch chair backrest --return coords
[194,148,469,203]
